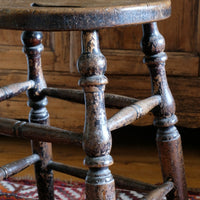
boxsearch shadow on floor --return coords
[111,125,200,148]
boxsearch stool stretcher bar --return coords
[0,154,40,180]
[48,161,157,193]
[108,95,161,131]
[142,181,174,200]
[42,88,139,109]
[0,117,82,146]
[0,80,35,102]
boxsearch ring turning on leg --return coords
[22,31,54,200]
[78,30,115,200]
[141,22,187,200]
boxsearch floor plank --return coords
[0,125,199,189]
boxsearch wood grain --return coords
[0,0,171,30]
[0,126,198,189]
[0,0,199,131]
[0,70,200,129]
[69,48,199,76]
[197,1,200,54]
[0,0,199,130]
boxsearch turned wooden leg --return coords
[21,31,54,200]
[141,22,187,200]
[78,30,116,200]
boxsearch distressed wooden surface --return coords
[0,0,199,130]
[0,154,40,180]
[0,125,199,188]
[78,30,115,199]
[0,71,200,130]
[0,80,34,102]
[22,31,54,200]
[141,22,187,200]
[107,95,161,131]
[0,0,170,30]
[143,181,174,200]
[0,117,82,145]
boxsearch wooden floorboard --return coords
[0,125,199,189]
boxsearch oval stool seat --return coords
[0,0,171,30]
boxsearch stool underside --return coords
[0,0,171,30]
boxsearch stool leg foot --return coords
[141,22,187,200]
[156,126,187,200]
[78,30,115,200]
[21,31,54,200]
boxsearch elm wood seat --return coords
[0,0,187,200]
[0,0,171,30]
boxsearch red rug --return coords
[0,179,199,200]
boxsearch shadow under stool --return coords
[0,0,187,200]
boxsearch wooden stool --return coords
[0,1,187,200]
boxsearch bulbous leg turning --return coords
[141,22,187,200]
[22,31,54,200]
[78,30,115,200]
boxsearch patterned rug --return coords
[0,179,199,200]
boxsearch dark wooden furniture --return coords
[0,1,187,200]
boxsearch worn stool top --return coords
[0,0,171,31]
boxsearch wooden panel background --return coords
[0,0,199,132]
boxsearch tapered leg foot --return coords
[141,22,187,200]
[78,30,116,200]
[22,31,54,200]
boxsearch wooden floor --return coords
[0,125,199,189]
